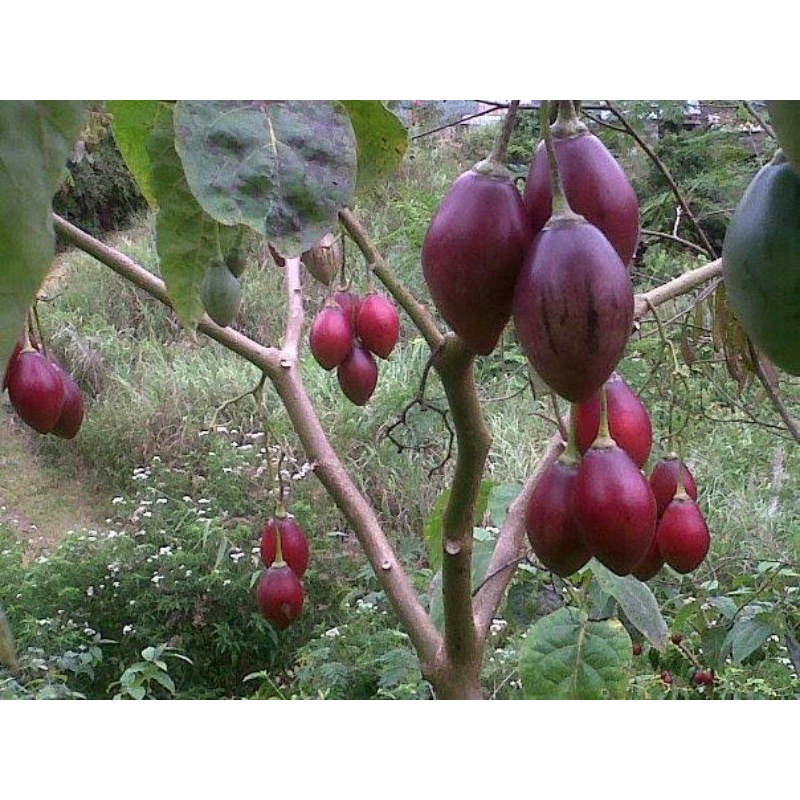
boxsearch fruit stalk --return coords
[541,101,574,218]
[486,100,520,165]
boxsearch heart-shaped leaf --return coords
[173,101,357,256]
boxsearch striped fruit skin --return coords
[572,445,657,576]
[423,168,529,355]
[512,217,634,403]
[524,132,640,266]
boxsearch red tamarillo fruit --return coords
[7,349,66,434]
[257,564,305,630]
[422,161,529,355]
[575,373,652,467]
[337,343,378,406]
[356,293,400,359]
[649,456,698,517]
[333,289,361,327]
[656,495,710,574]
[572,441,657,576]
[512,216,634,402]
[525,456,591,576]
[309,305,354,370]
[260,514,310,578]
[50,361,85,439]
[524,102,640,265]
[632,535,664,582]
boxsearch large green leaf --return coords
[589,560,669,650]
[107,100,161,207]
[520,607,632,699]
[487,482,523,529]
[341,101,407,191]
[147,103,236,330]
[424,481,492,570]
[0,101,86,378]
[173,101,357,256]
[724,616,774,664]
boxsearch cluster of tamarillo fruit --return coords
[2,333,85,439]
[421,99,710,580]
[256,505,310,630]
[305,235,401,406]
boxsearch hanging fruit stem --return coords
[473,102,520,179]
[541,101,575,219]
[487,101,520,164]
[592,385,616,449]
[561,405,582,465]
[274,520,286,565]
[551,100,589,139]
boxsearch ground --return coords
[0,403,105,561]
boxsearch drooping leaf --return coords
[147,102,237,330]
[107,100,161,207]
[173,101,357,256]
[0,101,86,380]
[424,481,492,569]
[341,101,408,191]
[724,616,774,664]
[590,560,669,650]
[520,607,632,699]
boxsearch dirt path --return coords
[0,403,106,561]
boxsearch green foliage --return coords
[107,100,160,207]
[341,101,408,191]
[0,100,86,382]
[109,643,192,699]
[174,101,357,256]
[520,607,633,699]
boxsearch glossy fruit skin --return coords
[337,343,378,405]
[512,217,634,402]
[309,306,353,370]
[649,457,698,517]
[525,458,591,576]
[524,132,640,265]
[260,515,310,578]
[722,157,800,374]
[201,261,243,327]
[656,497,710,574]
[422,167,529,355]
[632,535,664,581]
[50,362,85,439]
[766,102,800,172]
[2,342,23,391]
[7,350,66,434]
[333,290,361,326]
[256,564,304,630]
[572,444,657,576]
[575,373,652,467]
[356,294,400,359]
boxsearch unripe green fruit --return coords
[201,260,242,327]
[224,247,247,277]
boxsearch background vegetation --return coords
[1,102,797,699]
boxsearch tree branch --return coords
[602,101,718,259]
[634,258,723,319]
[52,213,444,671]
[338,208,444,350]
